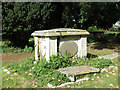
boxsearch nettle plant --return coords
[47,54,72,69]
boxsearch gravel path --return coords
[98,53,120,59]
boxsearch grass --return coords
[1,46,33,54]
[2,71,31,88]
[65,67,118,88]
[65,57,119,88]
[2,71,43,88]
[2,60,42,88]
[2,55,117,88]
[2,43,119,88]
[104,31,120,34]
[112,57,119,66]
[87,43,118,56]
[0,40,34,54]
[2,60,118,88]
[88,48,114,56]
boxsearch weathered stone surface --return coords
[31,28,90,61]
[57,66,100,76]
[59,36,87,58]
[98,53,120,59]
[59,41,78,57]
[31,28,90,37]
[34,37,38,60]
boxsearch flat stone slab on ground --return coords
[57,66,100,76]
[98,53,120,59]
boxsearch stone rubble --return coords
[100,66,116,72]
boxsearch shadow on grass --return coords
[87,53,98,58]
[90,42,120,50]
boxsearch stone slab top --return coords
[56,66,100,76]
[31,28,90,37]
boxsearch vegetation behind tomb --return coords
[2,2,56,47]
[2,2,120,48]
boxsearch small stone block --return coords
[68,76,76,82]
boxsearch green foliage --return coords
[4,53,115,87]
[0,40,24,53]
[87,58,112,69]
[1,41,33,53]
[73,57,113,70]
[5,56,71,86]
[5,57,35,76]
[0,40,33,53]
[87,38,95,43]
[48,54,72,69]
[2,2,56,47]
[61,3,76,28]
[1,46,33,53]
[28,38,34,46]
[78,3,120,29]
[1,47,23,53]
[0,40,12,48]
[24,45,33,53]
[87,26,102,32]
[37,70,70,86]
[61,3,120,29]
[109,27,120,32]
[2,2,120,48]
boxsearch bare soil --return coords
[2,52,34,63]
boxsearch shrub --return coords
[109,26,119,32]
[2,2,56,47]
[24,45,33,53]
[28,38,34,46]
[87,38,95,43]
[87,26,101,32]
[0,40,12,48]
[47,54,72,69]
[1,44,33,53]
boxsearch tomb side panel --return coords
[39,37,49,60]
[34,37,39,60]
[39,38,45,57]
[49,37,57,56]
[81,36,87,57]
